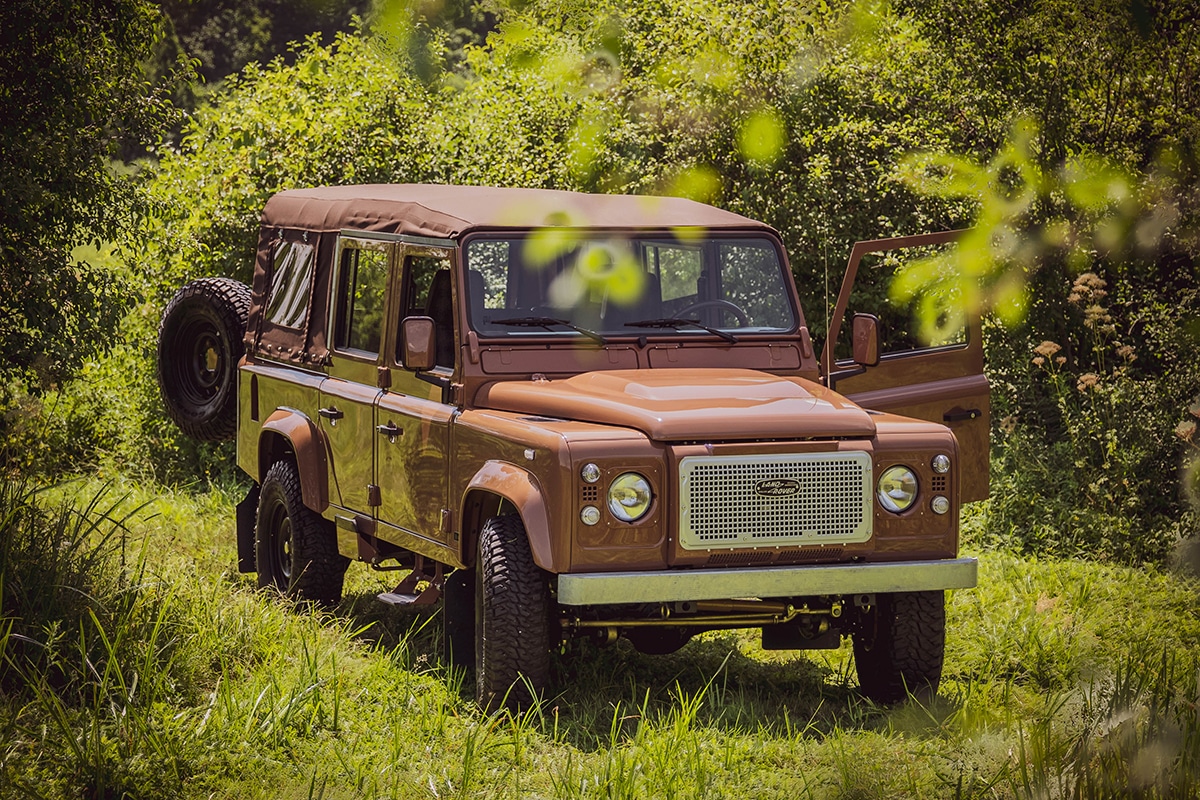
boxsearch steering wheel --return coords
[676,299,751,326]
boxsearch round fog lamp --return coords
[581,463,601,483]
[931,495,950,515]
[878,466,918,513]
[580,506,601,526]
[608,473,653,522]
[932,454,951,474]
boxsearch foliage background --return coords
[6,0,1191,562]
[2,2,1200,797]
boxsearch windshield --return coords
[464,233,797,338]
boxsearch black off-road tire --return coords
[475,515,551,711]
[255,460,349,605]
[853,591,945,704]
[157,277,250,441]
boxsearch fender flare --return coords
[259,408,330,513]
[463,460,554,572]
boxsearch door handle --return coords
[318,406,344,421]
[376,421,401,438]
[943,408,982,422]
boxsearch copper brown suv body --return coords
[157,184,988,708]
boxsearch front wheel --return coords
[475,515,551,711]
[255,459,349,605]
[852,591,945,704]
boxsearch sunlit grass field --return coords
[2,476,1199,798]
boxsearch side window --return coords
[398,251,454,368]
[334,243,389,355]
[834,246,967,362]
[403,254,450,317]
[265,240,315,329]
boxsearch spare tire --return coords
[157,277,251,441]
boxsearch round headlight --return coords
[931,454,951,474]
[607,472,653,522]
[878,466,918,513]
[581,463,601,483]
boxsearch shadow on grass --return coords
[330,589,962,750]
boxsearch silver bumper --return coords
[556,557,978,606]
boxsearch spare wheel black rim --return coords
[176,314,225,406]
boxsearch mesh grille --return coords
[679,452,872,550]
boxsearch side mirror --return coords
[401,316,437,372]
[851,313,881,367]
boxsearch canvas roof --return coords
[260,184,772,239]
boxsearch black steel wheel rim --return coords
[266,494,293,582]
[173,313,226,407]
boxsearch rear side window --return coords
[334,243,390,355]
[265,240,315,329]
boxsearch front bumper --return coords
[556,557,978,605]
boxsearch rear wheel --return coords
[255,459,348,605]
[475,515,551,710]
[853,591,945,704]
[156,277,250,441]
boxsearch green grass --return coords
[3,475,1199,799]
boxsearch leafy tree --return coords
[38,0,1200,561]
[157,0,368,86]
[0,0,181,396]
[888,0,1200,561]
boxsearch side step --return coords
[377,557,444,607]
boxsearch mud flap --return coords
[236,483,261,573]
[442,567,476,670]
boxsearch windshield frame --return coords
[460,229,800,342]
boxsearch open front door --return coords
[822,230,990,502]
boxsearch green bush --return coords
[80,3,967,482]
[27,0,1199,567]
[980,274,1200,563]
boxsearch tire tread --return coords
[853,590,945,704]
[477,515,550,710]
[157,277,250,441]
[255,460,348,605]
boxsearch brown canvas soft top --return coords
[250,184,779,367]
[260,184,773,238]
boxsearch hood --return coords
[475,368,877,441]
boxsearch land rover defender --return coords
[156,184,988,708]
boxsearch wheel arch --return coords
[460,460,556,572]
[258,409,330,513]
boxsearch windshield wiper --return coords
[624,317,739,344]
[491,316,607,344]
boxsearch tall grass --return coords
[2,476,1200,798]
[0,479,193,797]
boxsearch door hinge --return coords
[368,484,382,507]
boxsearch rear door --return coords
[821,231,990,501]
[319,236,393,512]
